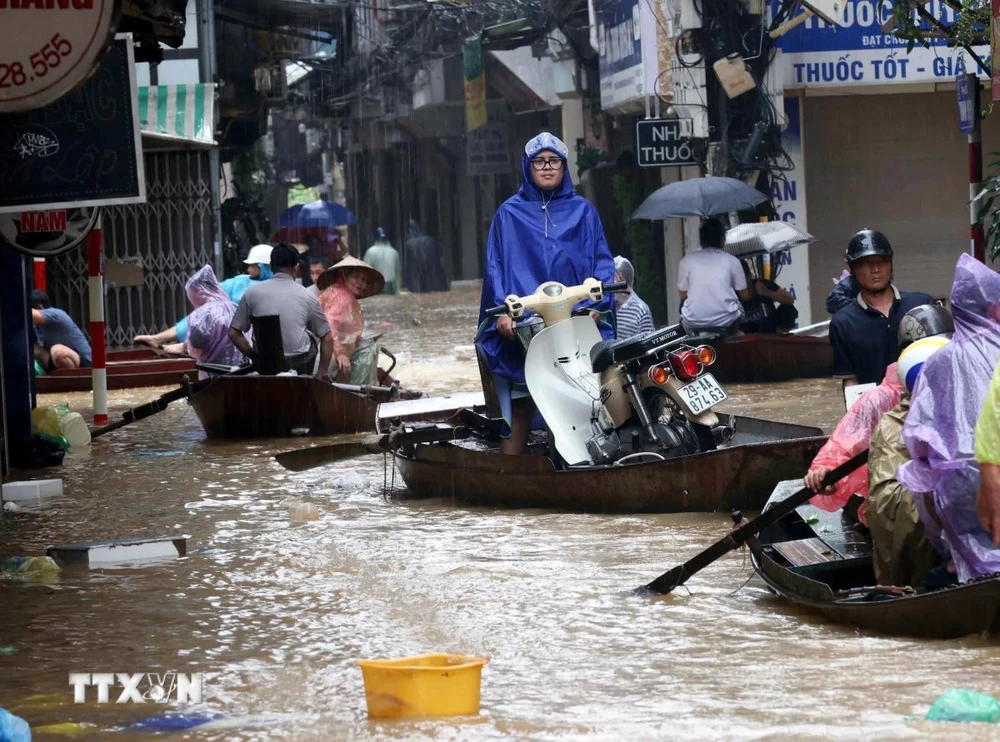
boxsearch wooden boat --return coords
[188,369,416,439]
[706,333,833,384]
[375,395,827,513]
[750,480,1000,639]
[36,348,197,395]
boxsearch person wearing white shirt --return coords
[677,218,752,335]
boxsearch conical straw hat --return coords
[316,255,385,298]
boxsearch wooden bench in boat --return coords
[763,479,873,577]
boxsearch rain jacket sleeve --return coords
[975,361,1000,466]
[897,253,1000,581]
[808,362,904,517]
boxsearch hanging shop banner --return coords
[773,97,811,327]
[774,0,989,88]
[0,35,145,214]
[0,206,98,257]
[0,0,120,113]
[993,0,1000,100]
[462,38,487,133]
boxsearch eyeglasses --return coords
[530,157,564,171]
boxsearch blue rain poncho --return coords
[476,133,615,385]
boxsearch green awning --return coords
[138,84,216,149]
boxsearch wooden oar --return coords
[275,425,471,472]
[636,449,869,596]
[90,381,200,439]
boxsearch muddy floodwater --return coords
[2,284,998,741]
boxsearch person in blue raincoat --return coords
[476,132,616,455]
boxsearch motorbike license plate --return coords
[678,374,728,415]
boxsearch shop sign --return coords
[774,0,989,88]
[635,119,697,167]
[956,72,978,133]
[0,35,145,214]
[0,0,120,113]
[467,105,509,176]
[0,206,98,257]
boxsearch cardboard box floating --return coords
[47,536,188,568]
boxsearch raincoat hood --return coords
[406,219,423,240]
[476,132,615,384]
[185,265,229,309]
[518,132,574,202]
[614,255,635,289]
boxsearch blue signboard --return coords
[957,73,977,133]
[772,0,989,88]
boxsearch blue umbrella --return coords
[277,200,357,229]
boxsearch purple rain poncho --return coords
[184,266,243,377]
[897,254,1000,581]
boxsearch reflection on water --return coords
[1,284,995,740]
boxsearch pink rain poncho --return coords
[183,265,242,377]
[897,254,1000,582]
[318,279,364,362]
[808,363,904,520]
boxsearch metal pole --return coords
[0,297,9,505]
[970,77,985,262]
[88,215,108,426]
[33,257,46,291]
[199,0,224,276]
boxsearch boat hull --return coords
[710,334,833,383]
[36,349,197,394]
[750,480,1000,639]
[753,547,1000,639]
[189,375,382,439]
[390,415,826,513]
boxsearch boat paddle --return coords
[635,449,869,596]
[90,380,201,439]
[90,363,254,439]
[274,425,472,472]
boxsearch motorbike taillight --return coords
[669,350,703,381]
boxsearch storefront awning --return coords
[138,84,217,150]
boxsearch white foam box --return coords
[47,535,188,568]
[2,479,63,502]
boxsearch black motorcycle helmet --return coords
[898,304,954,351]
[845,229,893,263]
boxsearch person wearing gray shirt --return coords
[229,243,333,380]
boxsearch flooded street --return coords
[2,284,999,741]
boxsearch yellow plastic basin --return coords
[356,653,488,718]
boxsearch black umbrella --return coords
[631,177,767,219]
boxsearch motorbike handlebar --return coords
[603,281,628,293]
[485,305,508,317]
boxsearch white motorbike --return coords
[484,278,734,467]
